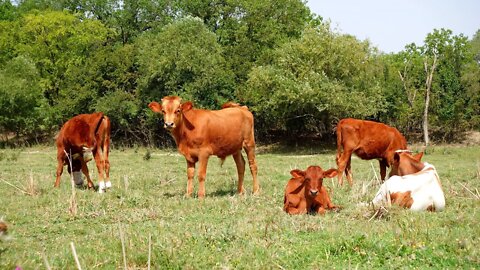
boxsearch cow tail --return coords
[94,113,105,136]
[93,113,105,160]
[336,123,343,162]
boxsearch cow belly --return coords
[410,186,445,212]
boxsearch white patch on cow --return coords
[83,151,93,162]
[372,163,445,211]
[73,171,84,186]
[98,181,106,193]
[105,181,112,189]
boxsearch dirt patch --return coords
[464,131,480,145]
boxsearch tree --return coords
[0,56,49,138]
[136,16,235,109]
[242,24,385,137]
[14,11,109,120]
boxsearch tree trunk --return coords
[423,54,438,147]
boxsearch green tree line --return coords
[1,0,479,146]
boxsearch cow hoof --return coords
[98,181,106,193]
[105,181,112,189]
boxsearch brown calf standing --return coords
[336,118,407,186]
[149,96,259,198]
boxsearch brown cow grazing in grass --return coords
[148,96,259,198]
[336,118,407,186]
[55,113,111,193]
[283,165,339,215]
[372,150,445,211]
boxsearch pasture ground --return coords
[0,144,479,269]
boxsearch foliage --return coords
[0,1,479,145]
[242,25,385,136]
[0,56,49,137]
[381,29,480,142]
[137,16,235,109]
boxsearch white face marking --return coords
[161,98,182,129]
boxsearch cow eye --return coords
[161,110,166,114]
[175,109,181,114]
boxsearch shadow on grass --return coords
[257,138,337,155]
[208,188,236,197]
[161,188,236,198]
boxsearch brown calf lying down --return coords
[55,113,111,193]
[149,96,259,198]
[336,118,407,186]
[284,166,339,215]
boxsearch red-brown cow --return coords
[372,150,445,211]
[283,165,339,215]
[336,118,407,186]
[55,113,111,193]
[148,96,259,198]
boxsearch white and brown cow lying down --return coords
[284,165,340,215]
[372,151,445,212]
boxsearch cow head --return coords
[148,96,193,131]
[290,166,338,197]
[390,150,425,176]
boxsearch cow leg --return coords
[232,151,246,195]
[93,150,107,193]
[80,158,95,190]
[345,157,353,186]
[55,149,66,187]
[186,161,195,197]
[379,159,388,181]
[197,155,210,198]
[243,144,259,194]
[319,186,339,210]
[336,150,353,186]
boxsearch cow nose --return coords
[310,190,318,196]
[164,122,175,129]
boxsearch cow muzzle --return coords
[72,171,84,186]
[164,122,175,130]
[309,189,319,196]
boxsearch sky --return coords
[306,0,479,53]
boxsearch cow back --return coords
[338,118,407,160]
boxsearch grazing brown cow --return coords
[372,150,445,211]
[55,113,111,193]
[148,96,259,198]
[283,165,339,215]
[336,118,407,186]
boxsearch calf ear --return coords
[323,168,338,178]
[290,169,305,178]
[413,152,424,161]
[182,101,193,112]
[148,101,162,113]
[394,152,401,163]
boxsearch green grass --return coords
[0,144,479,269]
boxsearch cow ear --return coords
[323,168,338,178]
[148,101,162,113]
[394,152,401,163]
[290,169,305,178]
[413,152,424,161]
[182,101,193,112]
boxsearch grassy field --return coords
[0,144,479,269]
